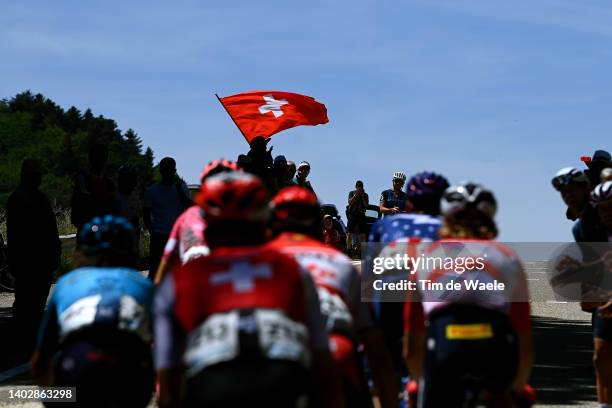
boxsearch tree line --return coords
[0,91,155,208]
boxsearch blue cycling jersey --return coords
[36,267,154,356]
[379,189,408,215]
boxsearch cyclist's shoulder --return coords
[58,266,151,289]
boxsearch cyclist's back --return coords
[268,186,398,408]
[32,216,155,408]
[154,173,340,408]
[403,183,532,408]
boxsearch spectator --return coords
[286,161,297,185]
[236,154,253,173]
[584,150,612,187]
[143,157,191,279]
[245,136,277,192]
[7,159,61,360]
[114,165,141,259]
[602,168,612,183]
[246,136,273,176]
[273,155,292,189]
[70,143,116,233]
[322,214,340,248]
[346,180,368,255]
[293,161,316,196]
[379,171,407,216]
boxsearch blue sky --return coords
[1,0,610,241]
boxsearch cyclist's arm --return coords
[509,301,533,392]
[403,293,426,381]
[379,193,397,215]
[509,264,533,391]
[348,271,398,408]
[154,275,185,408]
[31,294,60,385]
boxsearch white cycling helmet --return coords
[591,181,612,205]
[441,182,497,218]
[392,171,406,181]
[551,167,589,190]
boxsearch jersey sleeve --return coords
[299,268,330,352]
[348,267,373,332]
[508,259,532,333]
[154,275,185,369]
[403,283,426,333]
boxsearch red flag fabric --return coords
[218,90,329,142]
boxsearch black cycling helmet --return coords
[78,215,136,261]
[405,171,450,215]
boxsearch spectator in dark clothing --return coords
[143,157,191,279]
[346,180,369,252]
[583,150,612,188]
[273,155,293,189]
[114,165,141,260]
[293,161,316,197]
[246,136,274,173]
[286,161,297,185]
[245,136,277,193]
[7,159,61,360]
[70,144,116,234]
[236,154,253,173]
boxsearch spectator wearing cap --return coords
[584,150,612,187]
[293,161,316,196]
[380,171,408,216]
[273,155,293,189]
[346,180,369,254]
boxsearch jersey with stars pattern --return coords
[368,213,441,245]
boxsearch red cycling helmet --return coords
[271,186,318,208]
[199,159,239,183]
[270,186,320,231]
[196,172,269,222]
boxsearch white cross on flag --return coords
[217,90,329,142]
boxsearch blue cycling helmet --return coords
[79,215,136,257]
[405,172,450,215]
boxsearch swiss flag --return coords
[218,90,329,142]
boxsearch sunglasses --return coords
[393,179,405,184]
[551,173,588,190]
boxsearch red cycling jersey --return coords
[404,240,531,334]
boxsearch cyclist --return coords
[268,186,399,408]
[31,215,155,408]
[154,172,342,408]
[586,181,612,406]
[404,183,533,407]
[367,172,449,387]
[380,172,408,216]
[153,159,238,283]
[552,167,607,242]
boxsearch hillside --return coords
[0,91,155,209]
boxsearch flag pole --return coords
[215,93,250,143]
